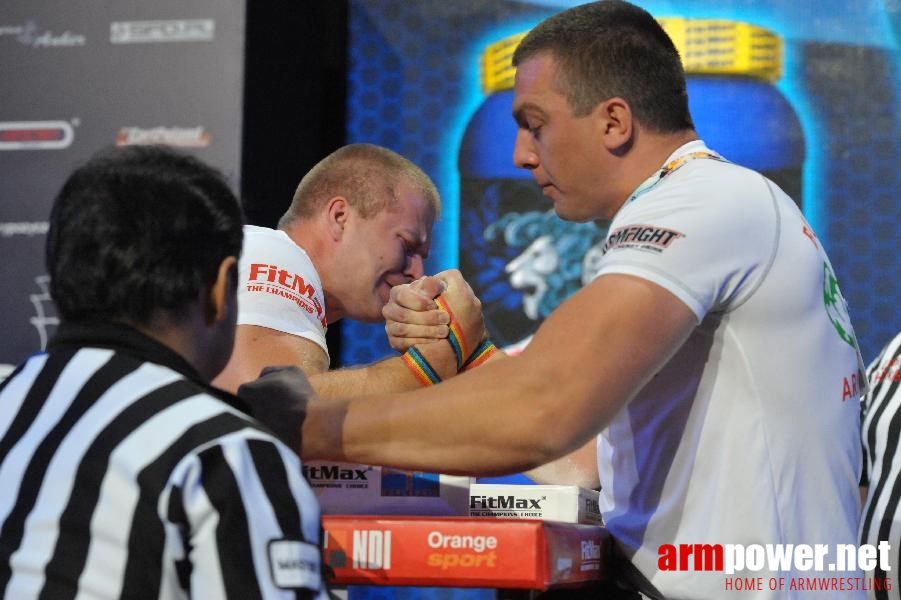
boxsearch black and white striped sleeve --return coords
[163,430,325,599]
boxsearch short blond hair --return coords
[279,143,440,227]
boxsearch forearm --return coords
[309,339,458,400]
[302,353,589,476]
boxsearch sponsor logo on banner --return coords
[0,121,75,150]
[116,126,211,148]
[110,19,215,44]
[0,222,49,237]
[0,20,85,47]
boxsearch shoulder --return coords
[244,225,303,253]
[624,157,779,237]
[240,226,320,280]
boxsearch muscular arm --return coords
[301,273,698,476]
[214,323,460,398]
[212,324,330,392]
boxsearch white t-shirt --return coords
[589,141,865,598]
[237,225,329,360]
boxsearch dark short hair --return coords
[46,145,244,325]
[279,143,440,227]
[512,0,694,133]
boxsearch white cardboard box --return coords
[468,483,603,525]
[303,460,472,516]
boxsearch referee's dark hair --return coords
[46,145,244,326]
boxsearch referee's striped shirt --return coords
[0,322,327,599]
[860,330,901,599]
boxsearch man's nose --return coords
[513,129,539,170]
[405,253,425,280]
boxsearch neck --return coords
[635,129,700,176]
[127,315,211,380]
[612,129,699,212]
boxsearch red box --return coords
[322,515,608,590]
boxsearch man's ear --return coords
[206,255,238,324]
[325,196,350,241]
[597,96,633,152]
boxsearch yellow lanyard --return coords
[626,151,727,204]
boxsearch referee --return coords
[860,331,901,598]
[0,146,328,599]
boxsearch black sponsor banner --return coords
[0,0,245,368]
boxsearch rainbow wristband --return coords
[401,346,442,387]
[463,339,499,371]
[434,295,469,371]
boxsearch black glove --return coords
[237,366,315,453]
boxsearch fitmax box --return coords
[303,460,472,516]
[469,484,603,525]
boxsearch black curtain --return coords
[242,1,349,364]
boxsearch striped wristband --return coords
[401,346,442,386]
[462,339,499,371]
[434,295,469,372]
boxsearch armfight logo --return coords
[0,121,75,150]
[603,223,684,254]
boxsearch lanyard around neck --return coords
[626,151,727,204]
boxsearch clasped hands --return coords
[383,269,488,375]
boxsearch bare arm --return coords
[301,273,698,476]
[215,322,462,399]
[309,349,455,399]
[213,324,330,393]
